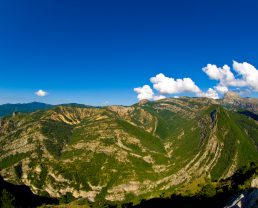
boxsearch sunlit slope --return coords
[0,97,257,203]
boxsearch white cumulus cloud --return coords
[134,73,219,101]
[202,64,234,83]
[134,85,154,100]
[203,61,258,94]
[153,95,166,101]
[214,85,229,94]
[150,73,201,94]
[35,89,48,97]
[233,61,258,91]
[197,88,219,99]
[134,85,166,101]
[134,61,258,101]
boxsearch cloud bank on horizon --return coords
[134,61,258,101]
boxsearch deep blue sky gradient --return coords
[0,0,258,104]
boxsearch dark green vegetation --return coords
[0,152,31,169]
[130,162,258,208]
[2,162,255,208]
[0,102,92,117]
[0,102,53,117]
[42,120,73,158]
[0,93,257,206]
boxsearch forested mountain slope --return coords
[0,93,257,205]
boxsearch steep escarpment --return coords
[0,96,257,205]
[222,91,258,114]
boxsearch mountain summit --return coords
[223,91,241,103]
[222,91,258,113]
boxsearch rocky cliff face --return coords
[0,96,257,204]
[223,91,241,104]
[222,91,258,114]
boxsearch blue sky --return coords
[0,0,258,105]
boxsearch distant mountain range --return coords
[0,92,257,207]
[0,102,53,117]
[0,102,94,117]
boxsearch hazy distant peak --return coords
[223,91,241,101]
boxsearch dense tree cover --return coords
[0,152,30,169]
[41,120,72,158]
[59,192,75,204]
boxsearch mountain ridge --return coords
[0,91,257,117]
[0,94,257,205]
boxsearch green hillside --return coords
[0,96,257,206]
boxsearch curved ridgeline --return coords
[0,93,257,206]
